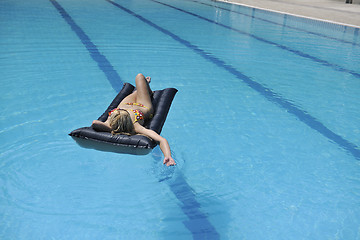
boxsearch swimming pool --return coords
[1,0,359,239]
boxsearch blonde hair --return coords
[108,109,135,135]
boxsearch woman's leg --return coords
[119,91,137,106]
[134,73,153,110]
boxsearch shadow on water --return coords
[151,147,221,239]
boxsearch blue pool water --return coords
[1,0,360,239]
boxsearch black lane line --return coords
[151,0,360,79]
[50,0,124,92]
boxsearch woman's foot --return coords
[145,76,154,97]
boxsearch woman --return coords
[92,73,176,166]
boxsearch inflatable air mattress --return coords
[69,83,177,155]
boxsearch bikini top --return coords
[131,109,144,123]
[110,101,155,124]
[126,102,153,119]
[108,108,144,124]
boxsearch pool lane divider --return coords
[106,0,360,160]
[151,0,360,79]
[50,0,124,92]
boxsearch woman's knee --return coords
[135,73,145,81]
[135,73,148,89]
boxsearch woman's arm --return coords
[135,124,176,166]
[92,120,111,132]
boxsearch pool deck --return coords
[217,0,360,28]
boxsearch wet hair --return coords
[108,109,135,135]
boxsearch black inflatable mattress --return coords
[69,83,177,155]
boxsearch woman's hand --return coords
[135,125,176,167]
[163,156,176,166]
